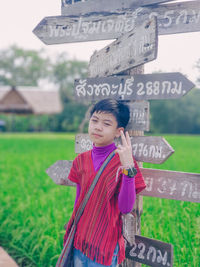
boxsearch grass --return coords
[142,134,200,267]
[0,133,199,266]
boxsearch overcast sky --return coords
[0,0,200,85]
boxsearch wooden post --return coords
[119,65,144,267]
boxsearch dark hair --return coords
[90,98,130,128]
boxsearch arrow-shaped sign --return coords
[88,17,157,77]
[126,235,173,267]
[33,1,200,45]
[46,163,200,203]
[75,134,174,164]
[62,0,176,16]
[74,72,195,101]
[140,168,200,203]
[46,160,74,186]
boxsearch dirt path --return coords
[0,247,18,267]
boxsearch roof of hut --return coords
[0,86,62,114]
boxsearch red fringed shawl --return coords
[64,150,146,265]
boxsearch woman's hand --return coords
[115,130,134,167]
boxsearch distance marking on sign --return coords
[75,134,174,164]
[126,235,173,267]
[140,168,200,203]
[74,72,195,101]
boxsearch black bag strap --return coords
[74,150,115,226]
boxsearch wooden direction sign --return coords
[140,168,200,203]
[75,134,174,164]
[74,72,195,101]
[127,101,150,132]
[33,8,144,44]
[46,160,74,186]
[126,235,173,267]
[33,1,200,45]
[46,162,200,203]
[88,17,157,77]
[61,0,176,16]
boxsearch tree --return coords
[0,45,50,87]
[0,46,89,132]
[51,52,88,103]
[150,88,200,134]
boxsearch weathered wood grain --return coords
[46,160,74,186]
[61,0,176,16]
[33,1,200,45]
[74,72,195,101]
[126,102,150,132]
[126,235,173,267]
[88,17,157,77]
[140,168,200,203]
[122,213,136,246]
[75,134,174,164]
[137,0,200,36]
[33,9,143,44]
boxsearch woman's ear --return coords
[115,127,124,138]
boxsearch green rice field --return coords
[0,133,199,267]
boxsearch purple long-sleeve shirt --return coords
[74,143,136,214]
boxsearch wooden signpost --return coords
[61,0,176,16]
[75,134,174,164]
[33,0,200,266]
[33,1,200,45]
[33,9,144,44]
[74,72,195,101]
[88,17,158,77]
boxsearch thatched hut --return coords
[0,86,62,114]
